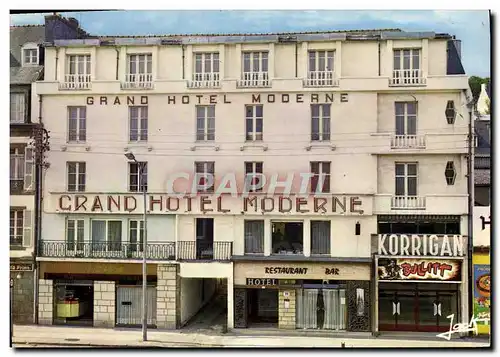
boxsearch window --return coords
[10,148,24,181]
[445,101,456,125]
[243,52,268,73]
[67,162,86,192]
[10,93,25,123]
[129,162,148,192]
[22,44,38,66]
[377,216,461,235]
[10,210,24,246]
[311,104,331,141]
[129,220,144,252]
[311,221,331,255]
[311,162,331,193]
[245,105,263,141]
[91,220,122,251]
[68,107,86,142]
[394,49,420,71]
[196,106,215,141]
[244,220,264,254]
[272,221,303,255]
[195,162,215,193]
[66,219,84,251]
[445,161,457,185]
[127,54,152,75]
[245,162,263,192]
[129,106,148,142]
[395,102,417,135]
[395,163,418,196]
[308,50,334,72]
[68,55,91,76]
[194,52,219,75]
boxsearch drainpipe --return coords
[467,95,474,330]
[181,45,185,80]
[114,47,119,80]
[378,40,381,76]
[33,94,43,324]
[55,48,59,81]
[294,42,298,78]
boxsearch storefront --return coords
[374,233,467,333]
[233,261,371,332]
[10,261,35,324]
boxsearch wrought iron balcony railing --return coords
[177,241,232,261]
[40,241,175,260]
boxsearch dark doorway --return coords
[196,218,214,259]
[247,288,278,326]
[53,282,94,326]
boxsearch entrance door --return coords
[378,290,417,331]
[196,218,214,259]
[437,292,458,332]
[417,290,438,332]
[116,286,157,326]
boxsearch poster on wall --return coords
[473,264,490,322]
[377,258,461,281]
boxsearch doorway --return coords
[196,218,214,259]
[378,283,459,332]
[247,288,278,326]
[53,281,94,326]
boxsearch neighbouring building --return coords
[33,28,470,334]
[472,82,491,335]
[9,14,89,325]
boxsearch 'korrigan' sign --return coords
[377,234,465,257]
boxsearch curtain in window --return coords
[323,289,346,330]
[91,220,106,252]
[311,221,330,255]
[244,221,264,254]
[108,221,122,251]
[296,289,318,329]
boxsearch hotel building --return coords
[33,28,471,333]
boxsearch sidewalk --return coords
[12,325,491,348]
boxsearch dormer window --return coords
[22,43,39,66]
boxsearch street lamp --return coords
[125,152,148,342]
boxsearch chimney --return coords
[44,14,86,42]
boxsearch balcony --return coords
[237,72,270,88]
[177,241,232,261]
[39,241,175,260]
[389,69,426,87]
[59,74,92,90]
[303,71,338,87]
[188,72,220,89]
[121,73,154,90]
[391,135,426,149]
[391,196,426,210]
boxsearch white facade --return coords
[34,30,470,331]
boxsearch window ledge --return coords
[61,144,91,152]
[191,143,219,151]
[124,145,153,152]
[240,143,268,151]
[305,143,336,151]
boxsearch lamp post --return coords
[125,152,148,342]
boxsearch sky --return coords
[10,10,491,77]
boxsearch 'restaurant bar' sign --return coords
[378,258,461,282]
[377,234,465,257]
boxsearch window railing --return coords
[304,71,338,87]
[39,241,175,260]
[176,241,232,261]
[188,72,220,88]
[238,72,270,88]
[391,196,426,210]
[122,73,154,89]
[59,74,92,90]
[390,69,426,86]
[391,135,426,149]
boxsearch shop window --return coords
[311,221,330,255]
[244,220,264,254]
[271,221,303,255]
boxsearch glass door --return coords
[378,291,397,331]
[395,291,417,331]
[417,291,438,332]
[437,292,459,332]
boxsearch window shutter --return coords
[24,147,34,190]
[23,210,33,247]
